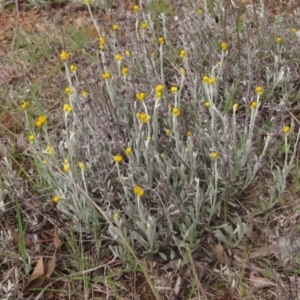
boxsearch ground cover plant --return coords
[1,0,300,299]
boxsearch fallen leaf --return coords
[249,244,279,259]
[212,243,231,266]
[173,276,182,295]
[24,257,45,293]
[249,269,276,288]
[54,226,62,249]
[45,253,56,278]
[75,16,86,29]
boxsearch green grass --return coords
[1,0,300,299]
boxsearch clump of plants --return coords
[1,0,300,298]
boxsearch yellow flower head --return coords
[60,50,69,60]
[133,5,139,12]
[65,87,73,94]
[99,44,105,51]
[99,36,106,45]
[136,112,151,123]
[170,86,178,93]
[165,129,171,135]
[250,101,257,109]
[155,84,164,93]
[78,162,85,169]
[204,102,210,108]
[113,154,123,163]
[115,54,123,61]
[283,125,290,134]
[179,49,186,58]
[221,42,228,51]
[198,8,203,14]
[63,162,70,172]
[69,64,77,72]
[202,75,209,83]
[53,196,61,204]
[45,145,55,155]
[156,91,163,99]
[233,103,239,111]
[187,131,192,136]
[114,212,120,220]
[172,107,180,117]
[28,135,35,142]
[140,22,148,30]
[81,91,89,97]
[208,77,216,85]
[63,103,73,112]
[211,152,218,159]
[255,86,263,95]
[125,147,132,156]
[136,92,146,101]
[158,36,165,45]
[125,50,132,57]
[180,68,185,75]
[291,27,297,34]
[112,24,119,31]
[84,0,90,4]
[276,36,282,43]
[155,84,164,99]
[133,186,144,197]
[21,101,30,110]
[36,115,47,127]
[122,67,129,75]
[102,72,111,80]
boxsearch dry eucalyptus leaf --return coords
[23,257,45,293]
[45,253,56,278]
[249,244,279,259]
[212,244,231,266]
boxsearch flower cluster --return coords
[21,101,30,110]
[63,103,73,112]
[202,76,216,84]
[36,115,47,127]
[255,86,264,95]
[102,72,111,80]
[65,87,73,94]
[220,42,228,51]
[155,84,164,99]
[136,92,146,101]
[63,159,70,172]
[136,112,151,123]
[60,50,69,60]
[99,36,106,51]
[133,186,144,197]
